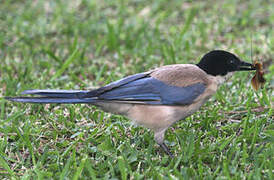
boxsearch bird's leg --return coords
[159,142,174,158]
[154,129,174,158]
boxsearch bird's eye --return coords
[229,59,235,64]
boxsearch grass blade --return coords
[0,155,15,177]
[60,155,73,180]
[118,156,127,180]
[51,47,79,81]
[72,155,87,180]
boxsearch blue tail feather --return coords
[21,89,89,98]
[5,97,97,104]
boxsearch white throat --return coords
[215,72,234,85]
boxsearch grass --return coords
[0,0,273,179]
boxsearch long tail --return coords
[5,89,98,104]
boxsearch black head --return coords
[197,50,256,76]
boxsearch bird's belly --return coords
[93,102,178,130]
[126,100,207,131]
[127,105,188,131]
[93,99,208,131]
[126,105,176,131]
[93,102,133,115]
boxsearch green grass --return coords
[0,0,273,179]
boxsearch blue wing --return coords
[86,74,206,105]
[84,72,151,97]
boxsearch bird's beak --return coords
[237,60,256,71]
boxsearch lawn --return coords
[0,0,273,179]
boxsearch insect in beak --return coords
[251,61,266,90]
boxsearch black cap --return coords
[197,50,255,76]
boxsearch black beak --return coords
[237,61,256,71]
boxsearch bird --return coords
[5,50,256,157]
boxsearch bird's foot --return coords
[160,143,174,158]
